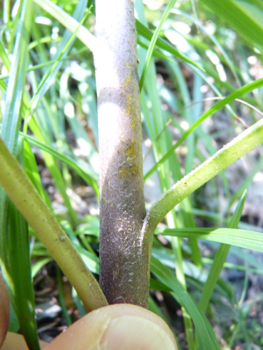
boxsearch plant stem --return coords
[95,0,148,307]
[143,117,263,237]
[0,137,108,313]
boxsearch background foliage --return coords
[0,0,263,349]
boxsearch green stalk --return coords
[142,116,263,242]
[0,137,108,312]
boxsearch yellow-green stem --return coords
[142,117,263,239]
[0,137,108,312]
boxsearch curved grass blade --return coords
[144,115,263,234]
[199,190,247,314]
[25,1,90,123]
[164,59,202,348]
[33,0,95,51]
[172,9,241,86]
[200,0,263,51]
[7,0,23,54]
[3,200,39,349]
[139,0,177,90]
[22,132,99,199]
[0,1,40,349]
[228,155,263,209]
[144,78,263,181]
[1,6,30,152]
[31,257,53,280]
[28,117,79,226]
[21,3,95,225]
[156,225,263,253]
[57,268,72,326]
[136,19,203,72]
[0,40,10,71]
[0,47,89,82]
[151,256,220,350]
[23,138,52,208]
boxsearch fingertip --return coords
[101,314,176,350]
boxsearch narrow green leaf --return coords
[199,191,247,313]
[2,200,40,350]
[156,225,263,252]
[146,115,263,235]
[26,119,79,226]
[0,40,10,71]
[25,3,90,122]
[151,256,220,350]
[33,0,95,51]
[0,47,89,82]
[229,156,263,208]
[144,78,263,181]
[23,138,52,208]
[1,3,31,152]
[200,0,263,50]
[22,132,99,198]
[139,0,177,90]
[136,19,203,71]
[57,268,72,326]
[172,9,241,86]
[31,257,53,279]
[0,1,40,349]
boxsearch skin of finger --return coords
[0,274,10,348]
[43,304,178,350]
[100,314,176,350]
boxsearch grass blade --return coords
[200,0,263,50]
[0,1,40,348]
[144,78,263,181]
[151,255,220,350]
[25,2,90,121]
[156,225,263,252]
[136,19,203,71]
[199,190,247,313]
[3,200,39,349]
[139,0,177,90]
[33,0,95,51]
[22,132,99,199]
